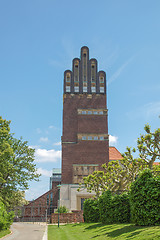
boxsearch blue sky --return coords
[0,0,160,200]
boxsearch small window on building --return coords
[100,87,104,93]
[66,75,70,82]
[83,75,86,81]
[99,76,104,83]
[91,87,96,93]
[75,65,78,68]
[83,87,87,92]
[82,136,86,140]
[94,111,98,115]
[99,111,103,115]
[75,76,78,82]
[99,136,104,140]
[88,136,92,140]
[82,111,86,114]
[94,136,98,140]
[66,86,70,92]
[88,111,92,114]
[83,53,86,57]
[47,194,49,205]
[74,86,79,92]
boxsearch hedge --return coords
[99,190,130,224]
[83,198,100,222]
[130,169,160,226]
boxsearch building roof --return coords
[153,162,160,165]
[109,146,122,161]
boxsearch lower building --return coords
[60,146,122,211]
[21,169,61,221]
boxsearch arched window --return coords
[74,61,79,82]
[66,73,71,82]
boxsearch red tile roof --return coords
[153,162,160,165]
[109,147,122,161]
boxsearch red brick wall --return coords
[78,115,108,133]
[23,181,61,217]
[62,94,107,142]
[51,210,84,223]
[62,94,109,184]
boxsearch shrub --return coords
[83,198,100,222]
[99,190,130,224]
[55,205,69,213]
[0,201,14,230]
[99,190,112,223]
[130,169,160,226]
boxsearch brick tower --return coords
[61,46,109,186]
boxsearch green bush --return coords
[99,190,130,224]
[130,169,160,226]
[55,205,69,213]
[0,201,14,230]
[83,198,100,222]
[99,190,112,223]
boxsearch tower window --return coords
[66,74,71,82]
[82,111,86,114]
[99,76,104,83]
[88,111,92,114]
[66,86,70,92]
[99,111,103,115]
[83,87,87,92]
[82,136,86,140]
[88,136,92,140]
[100,136,104,140]
[100,87,104,93]
[91,87,96,93]
[74,86,79,92]
[74,63,79,82]
[94,136,98,140]
[83,53,86,57]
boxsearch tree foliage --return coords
[0,116,40,209]
[137,124,160,168]
[0,200,14,230]
[78,147,148,196]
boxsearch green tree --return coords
[0,116,40,209]
[78,171,107,198]
[137,124,160,168]
[78,147,148,196]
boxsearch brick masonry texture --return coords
[23,181,61,218]
[62,94,108,142]
[51,211,84,223]
[62,93,109,184]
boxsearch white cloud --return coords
[39,137,49,142]
[49,125,54,129]
[53,142,61,146]
[109,135,118,146]
[108,56,134,85]
[36,128,42,134]
[35,148,61,162]
[37,168,52,177]
[127,101,160,120]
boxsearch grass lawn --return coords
[48,223,160,240]
[0,229,10,238]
